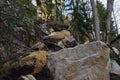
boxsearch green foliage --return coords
[16,0,36,26]
[36,0,66,31]
[54,0,64,21]
[65,0,92,43]
[17,0,30,6]
[36,0,54,20]
[14,0,36,46]
[97,1,106,32]
[110,20,117,41]
[34,0,118,43]
[97,1,117,41]
[36,0,65,22]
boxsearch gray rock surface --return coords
[110,60,120,75]
[18,74,36,80]
[47,41,110,80]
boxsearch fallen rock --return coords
[110,60,120,75]
[43,38,63,51]
[18,74,36,80]
[0,50,46,79]
[18,76,29,80]
[47,41,110,80]
[58,36,77,48]
[24,50,46,74]
[31,42,45,51]
[44,30,70,39]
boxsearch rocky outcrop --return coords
[47,41,110,80]
[0,0,37,63]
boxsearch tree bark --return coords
[106,0,114,43]
[113,10,119,36]
[90,0,100,41]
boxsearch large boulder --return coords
[47,41,110,80]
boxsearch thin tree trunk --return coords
[106,0,114,43]
[90,0,100,41]
[113,10,119,36]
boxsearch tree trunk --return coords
[113,10,119,36]
[106,0,114,43]
[90,0,100,41]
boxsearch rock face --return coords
[47,41,110,80]
[0,0,36,63]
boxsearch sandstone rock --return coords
[20,50,47,74]
[47,41,110,80]
[0,50,46,79]
[44,30,70,39]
